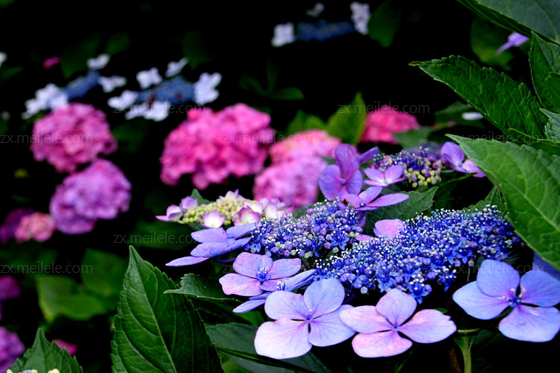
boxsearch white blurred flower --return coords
[124,104,148,120]
[194,72,222,105]
[272,23,295,47]
[144,101,171,121]
[0,52,6,67]
[98,76,127,93]
[462,112,484,120]
[108,90,138,110]
[22,84,68,118]
[307,3,324,17]
[137,67,162,89]
[87,54,110,70]
[350,2,370,35]
[165,58,189,77]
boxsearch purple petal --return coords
[376,289,417,326]
[374,219,405,238]
[254,319,311,359]
[335,144,360,177]
[304,278,345,318]
[156,205,183,221]
[191,240,235,257]
[219,273,263,296]
[364,168,385,185]
[384,165,404,183]
[202,211,226,228]
[359,187,382,204]
[344,169,363,196]
[462,160,486,178]
[267,258,302,279]
[498,305,560,342]
[352,330,412,358]
[226,223,256,238]
[342,194,361,207]
[452,282,509,320]
[368,193,409,208]
[283,269,317,291]
[180,197,198,211]
[191,228,227,243]
[340,305,392,333]
[265,291,307,320]
[319,164,342,200]
[519,270,560,307]
[226,237,252,251]
[233,252,273,277]
[477,260,519,298]
[261,278,290,292]
[355,234,374,242]
[166,256,208,266]
[398,309,456,343]
[234,208,260,225]
[233,298,267,313]
[441,142,465,168]
[357,147,379,163]
[309,304,355,347]
[496,33,529,55]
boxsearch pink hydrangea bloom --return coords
[361,105,420,144]
[53,339,77,355]
[0,208,33,243]
[31,103,117,173]
[160,104,273,189]
[269,129,341,163]
[0,327,25,372]
[50,159,131,234]
[14,212,56,243]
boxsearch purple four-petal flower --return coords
[364,165,406,187]
[342,187,409,211]
[441,142,485,178]
[319,144,363,200]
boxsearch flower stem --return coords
[460,336,472,373]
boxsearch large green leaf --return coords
[530,33,560,112]
[458,0,560,44]
[81,249,127,298]
[207,323,331,373]
[450,135,560,271]
[111,247,222,373]
[368,0,402,47]
[412,55,546,138]
[165,273,235,302]
[326,92,366,144]
[542,109,560,141]
[9,329,82,373]
[285,110,326,136]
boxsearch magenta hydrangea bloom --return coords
[31,103,117,173]
[340,289,456,358]
[453,259,560,342]
[0,208,33,243]
[49,159,131,234]
[254,278,355,359]
[160,104,274,189]
[319,144,363,200]
[441,142,485,178]
[219,253,301,296]
[342,187,409,211]
[364,165,406,187]
[361,105,420,144]
[53,339,77,356]
[0,276,21,302]
[14,212,56,243]
[269,129,341,163]
[0,327,25,372]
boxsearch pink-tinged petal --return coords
[180,197,198,211]
[267,258,302,279]
[166,256,208,266]
[304,278,345,318]
[498,305,560,342]
[452,282,509,320]
[309,304,355,346]
[340,306,392,333]
[219,273,263,296]
[191,228,227,243]
[359,187,382,203]
[234,207,260,225]
[345,169,364,196]
[265,291,307,320]
[255,319,311,359]
[364,168,385,185]
[352,330,412,358]
[335,144,360,176]
[398,309,456,343]
[462,160,486,178]
[202,211,226,228]
[233,252,273,277]
[191,241,232,257]
[375,289,417,326]
[477,260,519,298]
[374,219,405,238]
[226,223,256,238]
[261,278,288,291]
[519,270,560,307]
[384,165,404,183]
[319,165,342,200]
[355,234,374,242]
[156,205,183,221]
[369,193,409,208]
[342,194,361,207]
[233,298,267,313]
[441,142,465,167]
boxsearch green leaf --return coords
[542,109,560,141]
[191,188,211,205]
[368,0,402,47]
[165,273,235,302]
[434,101,485,127]
[449,135,560,271]
[471,18,513,70]
[182,30,214,69]
[37,275,108,322]
[528,139,560,156]
[106,32,131,55]
[61,33,103,78]
[326,92,366,144]
[412,55,546,138]
[129,219,196,250]
[81,249,127,298]
[111,247,223,373]
[458,0,560,44]
[530,33,560,112]
[207,323,331,373]
[285,111,326,136]
[393,127,433,148]
[9,329,83,373]
[468,186,506,212]
[268,87,304,100]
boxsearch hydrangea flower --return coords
[23,84,68,118]
[361,105,420,144]
[373,219,405,238]
[364,165,406,187]
[63,71,100,99]
[87,54,109,70]
[136,67,163,89]
[453,259,560,342]
[254,278,355,359]
[165,58,188,77]
[98,76,127,93]
[496,33,529,55]
[108,90,138,110]
[340,289,456,357]
[0,208,33,243]
[296,20,355,42]
[272,23,295,47]
[269,130,341,163]
[319,144,363,200]
[350,2,370,35]
[193,72,222,105]
[53,339,77,355]
[0,52,6,67]
[0,276,21,302]
[49,159,131,234]
[31,103,117,173]
[14,212,56,243]
[441,142,485,178]
[219,253,301,296]
[160,104,273,189]
[43,56,60,70]
[342,187,409,211]
[0,327,25,373]
[202,211,226,228]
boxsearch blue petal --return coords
[499,305,560,342]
